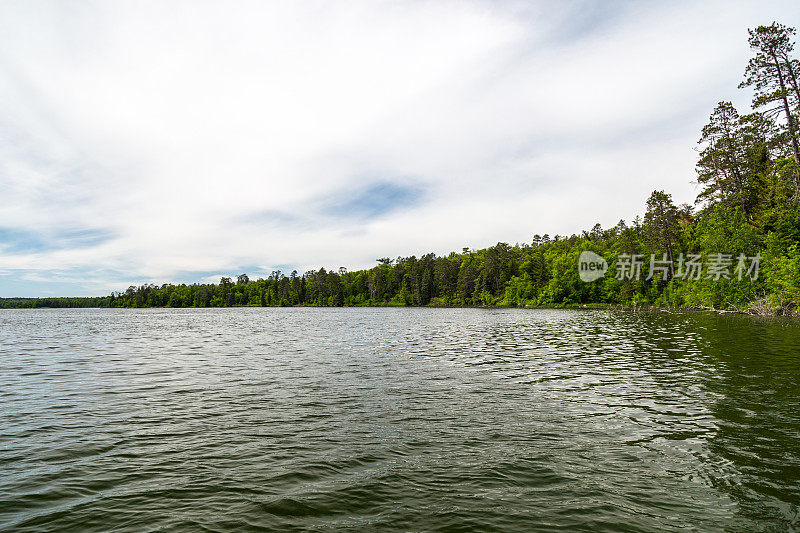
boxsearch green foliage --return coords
[766,243,800,306]
[0,296,111,309]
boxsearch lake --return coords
[1,308,799,531]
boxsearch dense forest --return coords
[3,23,800,315]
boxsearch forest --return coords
[3,23,800,315]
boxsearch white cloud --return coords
[0,0,798,295]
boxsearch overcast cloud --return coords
[1,0,798,296]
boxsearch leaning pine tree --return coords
[740,22,800,196]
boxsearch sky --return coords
[1,0,799,297]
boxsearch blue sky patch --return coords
[322,181,424,220]
[0,227,114,254]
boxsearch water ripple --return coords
[1,308,799,531]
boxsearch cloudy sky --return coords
[1,0,798,297]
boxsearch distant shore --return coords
[2,299,796,318]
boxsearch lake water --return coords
[1,308,799,531]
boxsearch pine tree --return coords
[740,23,800,195]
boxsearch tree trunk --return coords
[781,54,800,110]
[773,51,800,195]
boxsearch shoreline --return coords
[3,301,797,318]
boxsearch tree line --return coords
[3,22,800,314]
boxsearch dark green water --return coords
[0,308,798,532]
